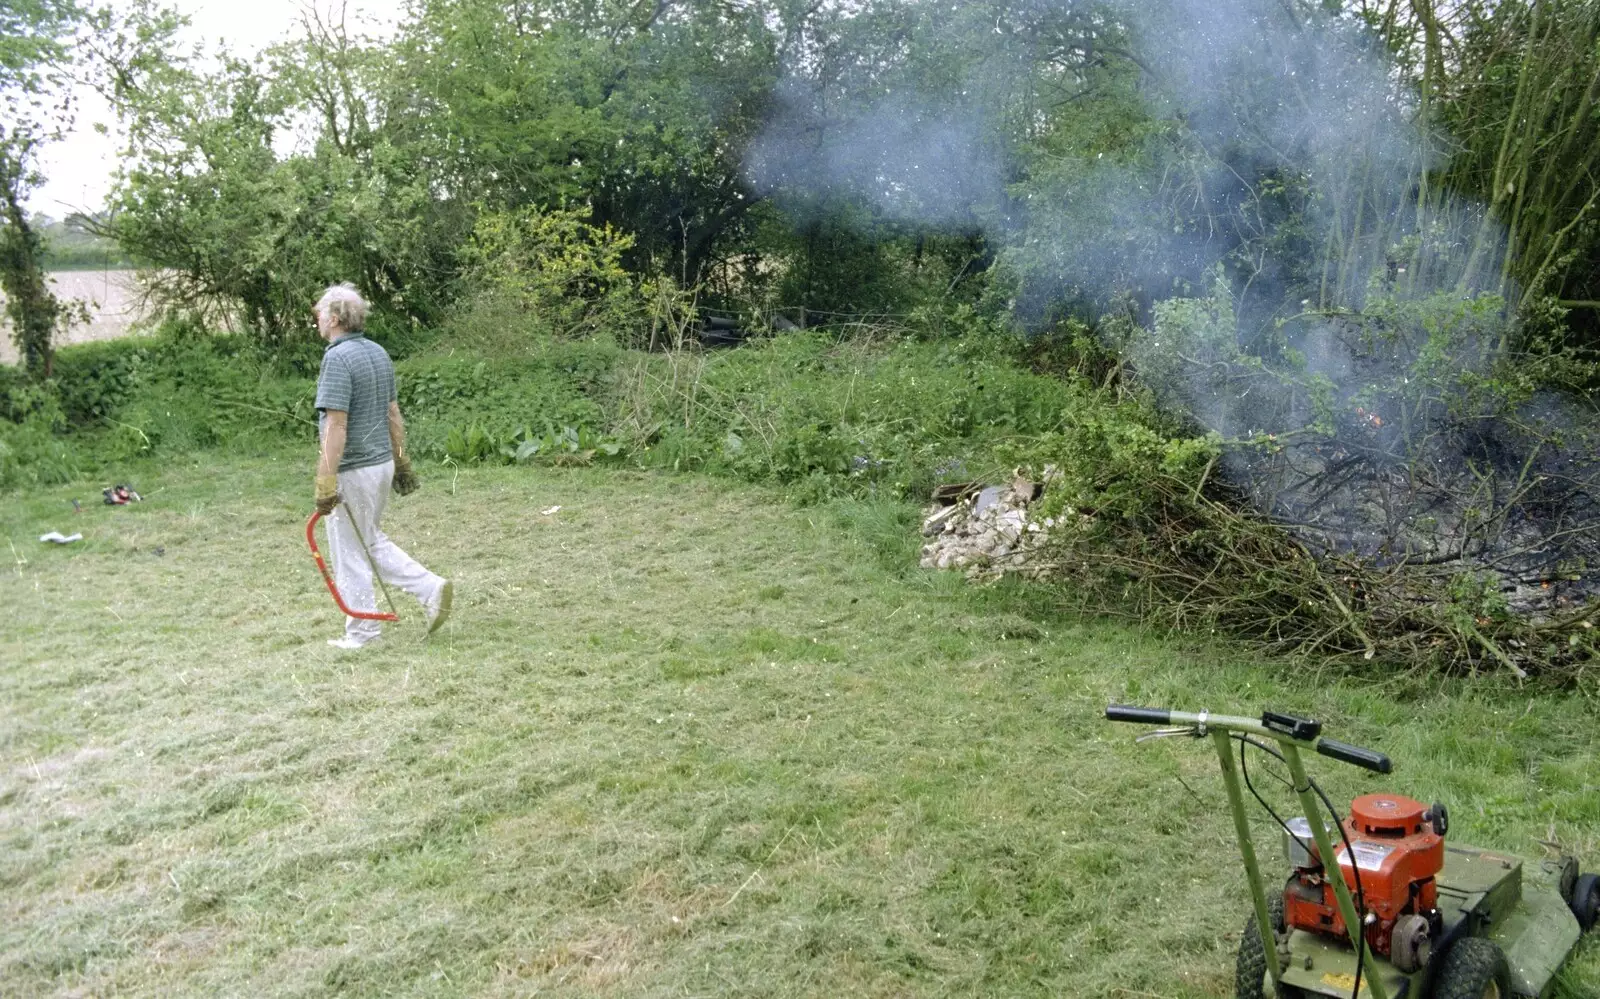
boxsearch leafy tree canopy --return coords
[70,0,1600,355]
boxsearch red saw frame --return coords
[305,511,399,621]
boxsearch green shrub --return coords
[0,416,89,490]
[362,310,437,363]
[462,208,645,345]
[2,372,66,429]
[394,344,619,462]
[3,325,632,485]
[436,289,536,357]
[617,330,1088,499]
[0,363,29,419]
[1,330,321,477]
[69,335,319,459]
[48,337,156,428]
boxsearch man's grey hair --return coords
[316,283,368,332]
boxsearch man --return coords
[313,283,452,648]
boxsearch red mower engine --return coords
[1283,794,1448,972]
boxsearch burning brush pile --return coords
[1233,385,1600,620]
[1104,294,1600,676]
[921,294,1600,678]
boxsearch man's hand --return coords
[315,473,342,515]
[393,455,421,496]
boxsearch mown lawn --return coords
[2,454,1597,997]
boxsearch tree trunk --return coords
[1409,0,1444,289]
[1460,0,1545,294]
[0,133,61,378]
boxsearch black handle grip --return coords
[1105,705,1173,725]
[1316,737,1392,774]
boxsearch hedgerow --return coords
[8,304,1595,678]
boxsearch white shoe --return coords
[426,579,453,636]
[327,635,378,650]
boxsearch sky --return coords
[29,0,410,216]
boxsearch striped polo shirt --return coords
[315,333,397,472]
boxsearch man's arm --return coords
[319,410,349,478]
[314,410,348,514]
[387,401,406,459]
[389,400,421,495]
[313,348,352,514]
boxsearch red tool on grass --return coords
[305,510,399,621]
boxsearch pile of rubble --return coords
[919,471,1059,576]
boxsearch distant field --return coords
[0,270,150,365]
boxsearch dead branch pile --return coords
[1050,306,1600,679]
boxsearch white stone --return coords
[922,505,960,537]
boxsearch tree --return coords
[385,0,777,284]
[1435,1,1600,311]
[76,0,1600,348]
[1,0,82,376]
[0,132,63,374]
[91,2,463,344]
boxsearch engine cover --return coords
[1283,794,1444,957]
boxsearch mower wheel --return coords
[1572,873,1600,932]
[1391,913,1431,973]
[1431,936,1511,999]
[1553,856,1579,903]
[1235,893,1301,999]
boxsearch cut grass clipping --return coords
[2,455,1598,997]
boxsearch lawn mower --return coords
[1105,705,1599,998]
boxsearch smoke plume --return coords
[743,0,1600,616]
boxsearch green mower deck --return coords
[1275,849,1581,998]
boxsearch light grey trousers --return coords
[326,459,445,641]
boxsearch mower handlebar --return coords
[1315,737,1392,774]
[1104,705,1172,725]
[1105,704,1394,774]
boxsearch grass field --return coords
[2,454,1598,997]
